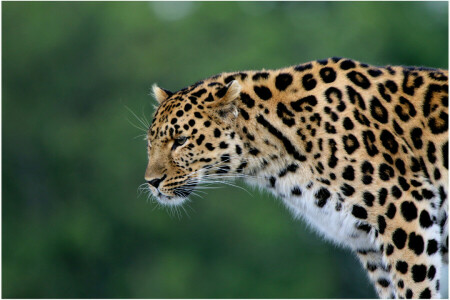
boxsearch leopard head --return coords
[145,80,245,206]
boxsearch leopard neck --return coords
[231,78,310,177]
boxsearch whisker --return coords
[125,105,150,130]
[127,117,147,133]
[134,133,148,140]
[141,104,151,128]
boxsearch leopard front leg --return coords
[375,189,443,298]
[355,249,397,298]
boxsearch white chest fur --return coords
[244,161,377,251]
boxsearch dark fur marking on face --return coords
[196,134,205,145]
[235,145,242,155]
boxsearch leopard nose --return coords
[147,175,167,188]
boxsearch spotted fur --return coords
[145,58,448,298]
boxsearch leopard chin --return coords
[155,194,187,207]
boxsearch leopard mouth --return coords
[150,182,198,206]
[172,183,197,198]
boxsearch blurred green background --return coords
[3,1,448,298]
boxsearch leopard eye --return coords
[172,136,187,150]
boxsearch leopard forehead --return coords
[149,82,230,141]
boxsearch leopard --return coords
[144,57,448,298]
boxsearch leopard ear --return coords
[152,84,173,103]
[209,80,242,121]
